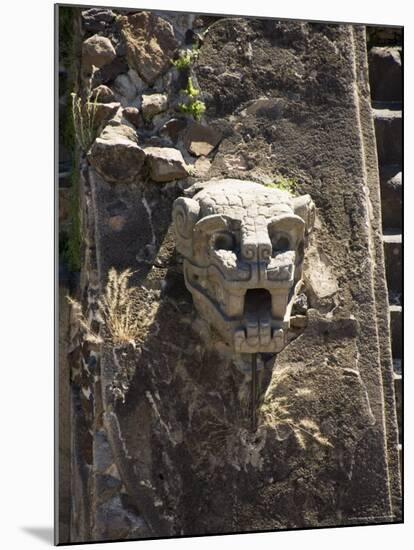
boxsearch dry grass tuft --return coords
[97,268,141,346]
[71,67,101,152]
[260,378,332,449]
[67,268,156,348]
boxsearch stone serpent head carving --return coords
[173,179,315,353]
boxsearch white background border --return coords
[1,0,411,548]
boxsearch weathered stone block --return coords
[142,94,168,121]
[90,102,121,128]
[368,47,402,102]
[122,107,140,128]
[145,147,188,182]
[383,232,402,295]
[159,117,188,143]
[380,166,402,230]
[373,108,402,165]
[117,12,178,85]
[389,305,402,359]
[394,374,402,442]
[82,35,116,72]
[113,73,138,103]
[183,122,222,156]
[82,8,116,33]
[87,124,145,184]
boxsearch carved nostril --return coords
[241,242,257,261]
[259,243,272,261]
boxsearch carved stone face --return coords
[173,179,315,353]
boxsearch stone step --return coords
[393,358,402,376]
[379,165,402,230]
[368,46,402,102]
[389,305,402,359]
[366,26,402,48]
[373,107,402,165]
[394,373,402,443]
[383,231,402,295]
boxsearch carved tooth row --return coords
[234,327,285,352]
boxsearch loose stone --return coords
[145,147,189,182]
[88,124,145,184]
[183,122,222,157]
[82,35,116,72]
[142,94,168,121]
[117,12,178,85]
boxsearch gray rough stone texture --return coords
[82,8,116,32]
[159,118,188,144]
[142,94,168,121]
[389,305,402,359]
[380,166,402,229]
[373,108,402,165]
[383,232,402,295]
[95,57,129,85]
[90,102,121,129]
[82,35,116,72]
[368,47,402,102]
[74,18,401,540]
[113,73,138,104]
[183,122,222,156]
[145,147,188,182]
[87,124,145,184]
[117,12,178,85]
[122,107,140,128]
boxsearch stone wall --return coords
[58,6,402,543]
[366,27,402,460]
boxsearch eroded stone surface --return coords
[90,102,121,128]
[183,122,222,156]
[117,12,178,85]
[368,47,402,102]
[82,35,116,72]
[142,94,168,121]
[122,107,140,128]
[145,147,188,182]
[82,8,116,32]
[88,124,145,184]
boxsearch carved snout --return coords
[241,228,272,262]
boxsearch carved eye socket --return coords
[213,232,236,252]
[271,234,291,254]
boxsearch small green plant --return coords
[172,46,199,70]
[265,176,297,195]
[178,77,206,121]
